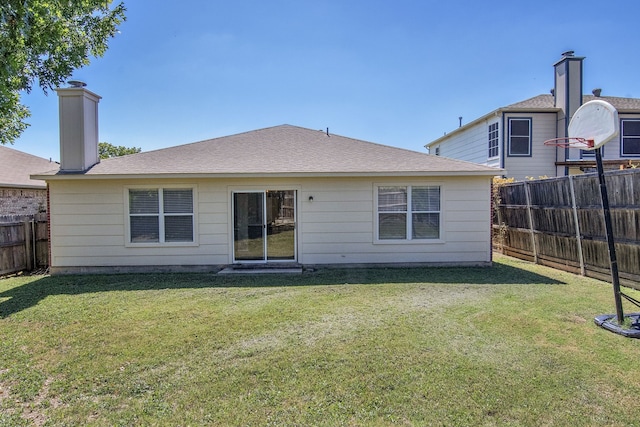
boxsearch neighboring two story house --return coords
[426,52,640,181]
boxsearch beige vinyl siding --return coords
[49,179,226,268]
[299,176,491,265]
[601,113,640,160]
[504,112,557,180]
[48,175,492,271]
[298,178,373,265]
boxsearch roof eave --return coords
[0,183,47,189]
[34,169,503,181]
[426,108,504,147]
[426,106,561,148]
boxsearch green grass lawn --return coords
[1,255,640,426]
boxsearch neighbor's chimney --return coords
[553,50,585,138]
[56,81,101,172]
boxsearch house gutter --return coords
[32,169,503,182]
[0,183,47,190]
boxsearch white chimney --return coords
[56,82,101,172]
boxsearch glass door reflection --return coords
[233,192,265,261]
[233,190,296,262]
[266,190,296,261]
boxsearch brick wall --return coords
[0,187,48,217]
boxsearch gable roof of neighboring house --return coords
[0,145,58,189]
[35,125,500,180]
[426,94,640,147]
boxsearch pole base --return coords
[594,313,640,338]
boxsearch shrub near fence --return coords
[0,213,48,276]
[493,169,640,289]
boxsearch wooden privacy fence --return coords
[0,213,49,276]
[493,169,640,289]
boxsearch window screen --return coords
[378,185,440,240]
[622,119,640,156]
[508,118,531,156]
[129,188,194,243]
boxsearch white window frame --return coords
[374,183,444,244]
[507,117,532,157]
[125,185,198,247]
[488,122,499,159]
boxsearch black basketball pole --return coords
[594,147,624,324]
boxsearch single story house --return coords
[34,85,501,274]
[426,51,640,181]
[0,145,55,219]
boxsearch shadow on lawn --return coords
[0,262,564,317]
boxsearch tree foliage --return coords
[99,142,141,159]
[0,0,126,145]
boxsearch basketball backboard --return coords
[544,99,619,150]
[568,100,619,150]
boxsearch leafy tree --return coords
[99,142,141,159]
[1,0,126,145]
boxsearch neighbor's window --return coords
[377,185,440,240]
[508,118,531,156]
[488,122,499,158]
[129,188,194,243]
[621,119,640,156]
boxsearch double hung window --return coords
[508,118,531,156]
[621,119,640,156]
[377,185,440,241]
[128,188,194,243]
[488,122,499,158]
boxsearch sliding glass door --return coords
[233,190,296,262]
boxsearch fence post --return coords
[23,220,33,271]
[31,219,37,269]
[523,181,538,264]
[568,175,585,276]
[494,184,504,251]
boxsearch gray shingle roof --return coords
[504,94,557,110]
[506,94,640,112]
[427,93,640,147]
[37,125,500,179]
[0,145,58,188]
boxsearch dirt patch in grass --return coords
[213,283,493,365]
[0,374,63,427]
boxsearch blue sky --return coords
[12,0,640,161]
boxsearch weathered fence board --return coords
[0,213,48,276]
[494,169,640,289]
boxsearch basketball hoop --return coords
[554,99,627,330]
[545,100,619,152]
[544,137,595,150]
